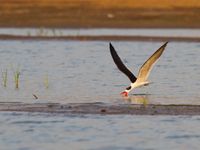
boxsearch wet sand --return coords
[1,102,200,115]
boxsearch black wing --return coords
[109,43,137,83]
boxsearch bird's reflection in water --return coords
[123,94,149,105]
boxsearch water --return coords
[0,28,200,149]
[1,28,200,38]
[0,39,199,104]
[0,112,200,150]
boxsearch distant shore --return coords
[1,0,200,28]
[1,34,200,42]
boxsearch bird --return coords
[109,42,168,97]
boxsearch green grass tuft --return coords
[2,69,8,87]
[14,68,20,89]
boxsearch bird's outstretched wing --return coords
[137,42,168,82]
[109,43,137,83]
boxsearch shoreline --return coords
[1,34,200,42]
[1,102,200,115]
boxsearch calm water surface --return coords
[0,40,199,104]
[1,28,200,38]
[0,112,200,150]
[0,29,200,149]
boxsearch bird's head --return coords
[120,86,131,97]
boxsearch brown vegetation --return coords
[0,0,200,28]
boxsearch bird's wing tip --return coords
[109,42,114,50]
[162,41,169,48]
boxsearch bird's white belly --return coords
[131,81,149,89]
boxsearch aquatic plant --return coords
[44,29,48,36]
[27,31,31,37]
[37,27,44,36]
[13,68,20,89]
[52,28,56,36]
[2,69,7,87]
[44,73,49,89]
[59,30,63,36]
[36,27,48,36]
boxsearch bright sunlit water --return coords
[0,28,200,150]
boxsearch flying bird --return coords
[109,42,168,97]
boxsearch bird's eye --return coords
[126,86,131,90]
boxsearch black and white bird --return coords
[109,42,168,97]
